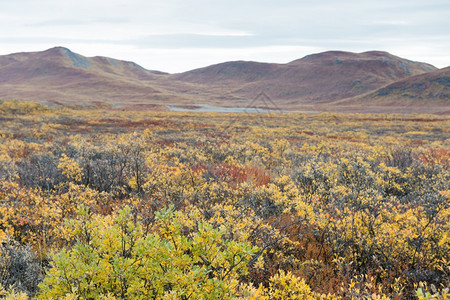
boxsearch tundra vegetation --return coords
[0,100,448,299]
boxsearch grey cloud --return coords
[28,17,130,27]
[127,34,307,49]
[27,19,88,27]
[1,0,449,69]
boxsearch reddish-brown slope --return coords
[335,67,450,108]
[171,61,281,84]
[0,47,178,106]
[0,47,446,113]
[172,51,436,104]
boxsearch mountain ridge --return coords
[171,50,439,106]
[0,47,448,113]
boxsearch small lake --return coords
[167,104,316,113]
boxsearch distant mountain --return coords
[0,47,183,107]
[173,51,437,104]
[0,47,448,113]
[333,67,450,112]
[371,66,449,101]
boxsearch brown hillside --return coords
[0,47,447,113]
[331,67,450,113]
[172,51,436,104]
[0,47,181,107]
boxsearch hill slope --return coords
[172,51,437,104]
[0,47,183,107]
[332,67,450,113]
[0,47,448,113]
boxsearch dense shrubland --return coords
[0,100,449,299]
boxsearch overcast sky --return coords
[1,0,449,73]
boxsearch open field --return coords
[0,100,449,299]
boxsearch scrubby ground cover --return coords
[0,100,449,299]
